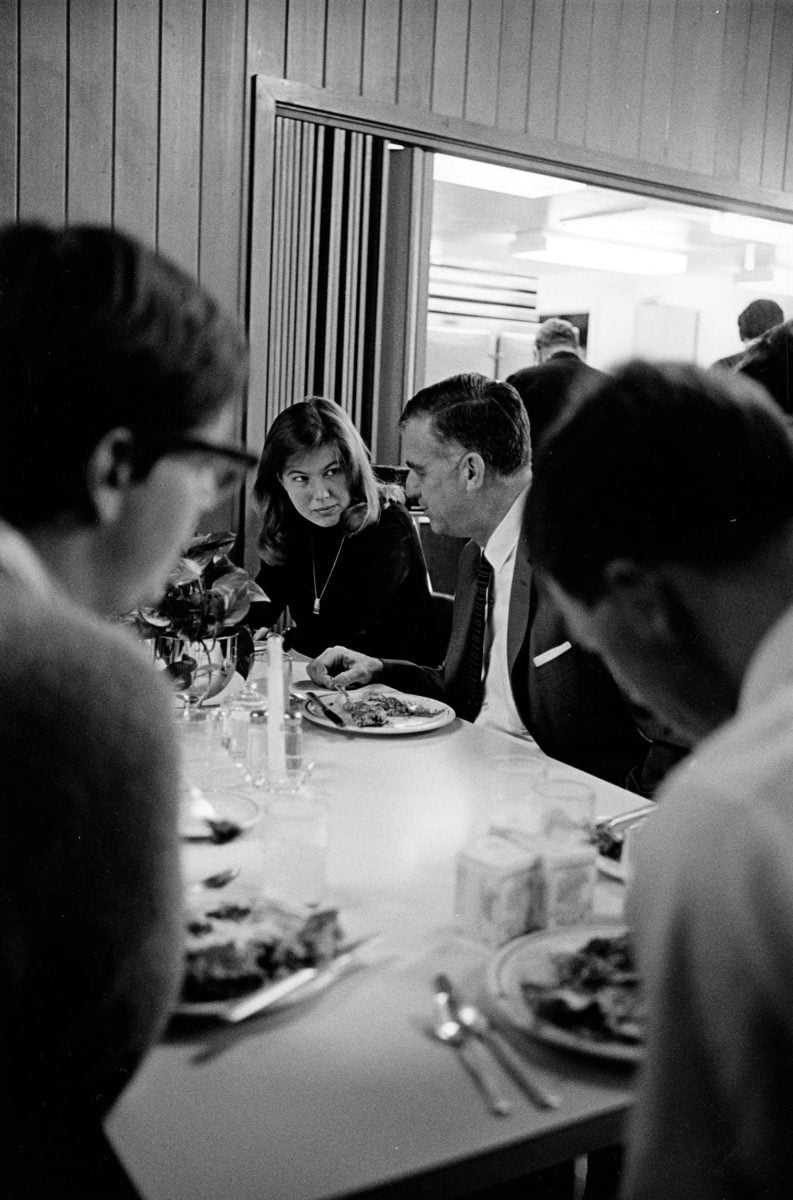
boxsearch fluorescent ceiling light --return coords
[433,155,585,198]
[512,233,687,275]
[711,211,793,247]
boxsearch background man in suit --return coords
[309,372,679,792]
[526,359,793,1199]
[507,318,605,448]
[711,296,784,371]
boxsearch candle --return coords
[266,632,286,780]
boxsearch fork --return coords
[433,975,512,1116]
[453,991,561,1110]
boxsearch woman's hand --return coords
[307,646,383,689]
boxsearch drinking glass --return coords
[489,755,549,841]
[532,777,596,845]
[258,785,329,908]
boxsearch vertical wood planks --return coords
[362,0,399,103]
[67,0,114,225]
[464,0,501,127]
[611,0,650,162]
[556,0,593,148]
[495,0,533,134]
[431,0,469,119]
[638,0,675,164]
[714,0,752,184]
[685,2,725,178]
[738,0,775,188]
[200,0,246,316]
[761,0,793,192]
[584,0,624,154]
[398,0,436,110]
[158,0,202,273]
[286,0,327,88]
[0,0,19,224]
[526,0,563,141]
[114,0,160,244]
[19,0,67,224]
[247,0,287,78]
[325,0,364,94]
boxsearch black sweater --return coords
[253,501,438,662]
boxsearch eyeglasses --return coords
[151,435,259,504]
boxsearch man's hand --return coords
[307,646,384,690]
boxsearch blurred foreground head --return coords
[528,360,793,742]
[0,222,250,611]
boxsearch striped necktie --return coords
[457,551,493,722]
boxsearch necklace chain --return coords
[311,535,346,616]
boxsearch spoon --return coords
[454,995,560,1110]
[433,975,512,1116]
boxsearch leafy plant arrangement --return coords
[124,532,269,691]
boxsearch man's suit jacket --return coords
[381,523,682,791]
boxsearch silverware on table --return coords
[193,867,241,891]
[220,932,381,1024]
[433,974,512,1117]
[449,982,561,1110]
[306,690,348,728]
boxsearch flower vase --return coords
[154,632,238,707]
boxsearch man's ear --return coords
[600,559,675,642]
[85,428,136,524]
[461,451,486,492]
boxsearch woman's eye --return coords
[325,467,340,478]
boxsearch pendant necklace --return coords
[311,534,346,616]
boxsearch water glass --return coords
[249,711,308,790]
[489,755,549,840]
[532,777,596,845]
[258,786,329,907]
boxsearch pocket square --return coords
[533,641,572,667]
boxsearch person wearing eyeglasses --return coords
[0,221,250,1198]
[250,397,439,663]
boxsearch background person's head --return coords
[737,298,784,344]
[399,373,531,542]
[738,317,793,416]
[507,359,587,446]
[254,397,380,564]
[527,360,793,742]
[0,222,250,613]
[533,317,581,364]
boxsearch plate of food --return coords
[175,894,344,1019]
[486,923,645,1063]
[303,684,455,735]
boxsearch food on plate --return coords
[522,931,645,1044]
[340,691,442,727]
[182,898,343,1003]
[593,825,624,862]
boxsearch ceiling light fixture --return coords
[433,155,585,198]
[711,211,793,247]
[511,233,687,275]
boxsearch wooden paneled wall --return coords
[2,0,792,331]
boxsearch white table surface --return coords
[108,681,640,1200]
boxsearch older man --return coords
[310,372,681,792]
[527,360,793,1199]
[0,222,252,1197]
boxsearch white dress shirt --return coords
[474,486,537,745]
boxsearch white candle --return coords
[266,632,286,779]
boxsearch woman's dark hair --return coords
[254,397,381,565]
[400,373,531,475]
[528,360,793,604]
[0,222,248,528]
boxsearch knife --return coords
[220,933,380,1023]
[306,690,348,728]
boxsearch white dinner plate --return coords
[179,790,261,840]
[173,964,337,1019]
[485,923,643,1064]
[175,894,342,1019]
[302,684,455,735]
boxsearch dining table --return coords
[107,669,641,1200]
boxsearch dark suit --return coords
[507,354,606,446]
[381,518,684,792]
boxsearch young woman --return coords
[252,397,438,662]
